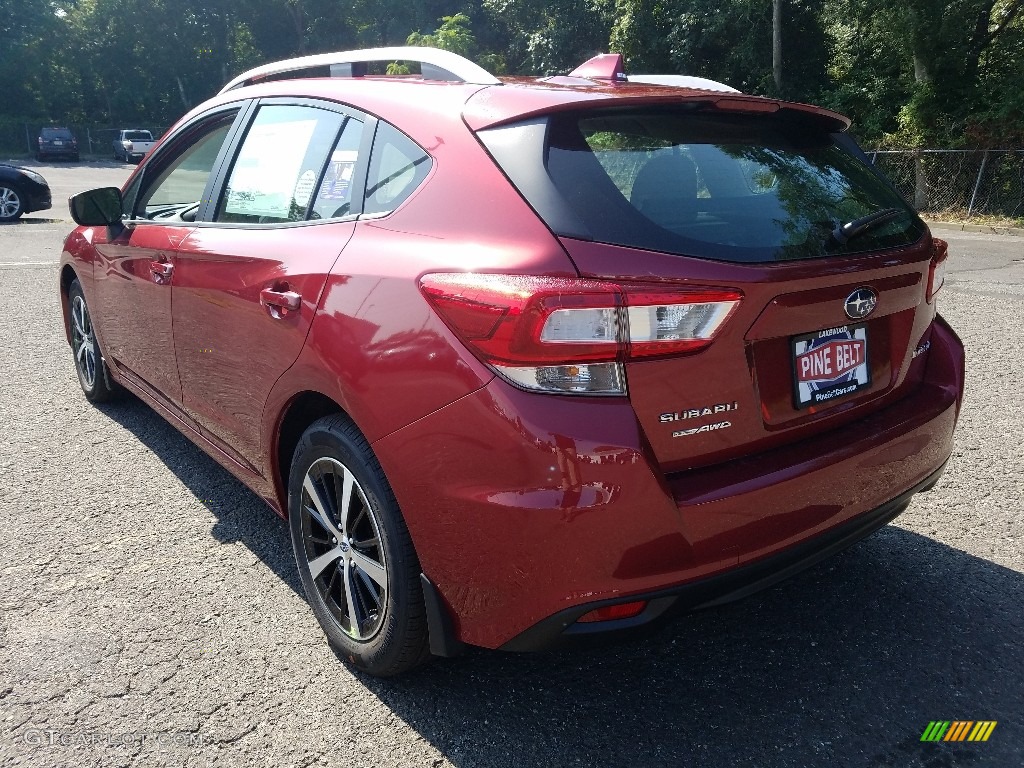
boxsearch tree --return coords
[407,13,476,57]
[773,0,782,92]
[483,0,614,74]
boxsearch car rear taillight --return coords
[928,238,948,303]
[419,273,740,395]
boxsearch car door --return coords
[91,106,245,404]
[170,100,372,469]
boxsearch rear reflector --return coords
[577,601,647,623]
[419,273,741,396]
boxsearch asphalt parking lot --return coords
[0,164,1021,768]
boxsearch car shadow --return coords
[366,531,1022,767]
[4,158,132,169]
[96,395,1021,767]
[95,394,302,595]
[2,217,67,225]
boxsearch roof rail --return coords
[627,74,739,93]
[219,46,501,93]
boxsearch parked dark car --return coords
[0,164,51,221]
[60,47,964,677]
[37,126,79,162]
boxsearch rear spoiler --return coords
[464,90,851,132]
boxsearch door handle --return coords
[260,287,302,317]
[150,259,173,283]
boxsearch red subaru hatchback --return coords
[60,47,964,676]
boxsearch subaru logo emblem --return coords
[844,287,878,320]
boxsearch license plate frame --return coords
[791,323,871,409]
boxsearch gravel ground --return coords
[0,179,1021,768]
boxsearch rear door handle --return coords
[260,288,302,316]
[150,259,173,282]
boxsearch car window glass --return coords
[136,118,234,219]
[125,131,152,141]
[362,123,431,216]
[308,117,364,220]
[121,172,143,219]
[216,105,344,224]
[535,111,924,263]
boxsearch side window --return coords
[216,105,344,224]
[309,116,364,220]
[135,115,235,220]
[362,122,432,216]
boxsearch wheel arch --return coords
[59,264,80,345]
[271,387,467,657]
[273,390,349,515]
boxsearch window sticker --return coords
[223,119,317,219]
[318,150,358,202]
[293,169,318,209]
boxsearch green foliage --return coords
[0,0,1020,148]
[408,13,476,57]
[482,0,614,74]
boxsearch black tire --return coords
[288,414,430,677]
[67,279,120,402]
[0,184,24,222]
[71,154,80,162]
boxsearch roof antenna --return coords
[568,53,627,82]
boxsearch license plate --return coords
[53,140,63,145]
[792,324,870,409]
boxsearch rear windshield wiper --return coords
[831,207,902,245]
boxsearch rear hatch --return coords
[40,127,76,150]
[475,98,940,472]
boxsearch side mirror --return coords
[69,187,124,226]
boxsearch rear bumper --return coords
[374,315,964,651]
[38,145,78,157]
[500,460,942,651]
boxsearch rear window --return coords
[42,128,73,139]
[124,131,152,141]
[481,110,925,263]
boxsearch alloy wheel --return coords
[0,187,21,219]
[299,457,389,641]
[71,294,97,388]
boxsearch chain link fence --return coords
[1,117,1020,223]
[0,120,167,160]
[870,149,1024,222]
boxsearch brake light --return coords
[419,274,741,395]
[928,238,948,303]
